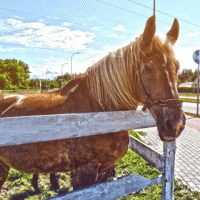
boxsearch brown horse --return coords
[0,15,185,193]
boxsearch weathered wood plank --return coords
[47,174,162,200]
[129,135,164,173]
[0,110,156,147]
[161,141,176,200]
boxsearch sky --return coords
[0,0,200,80]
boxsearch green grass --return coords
[0,131,200,200]
[180,98,197,103]
[179,93,198,97]
[0,90,40,94]
[184,112,200,118]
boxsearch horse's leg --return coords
[71,163,100,190]
[97,165,116,183]
[50,173,60,191]
[32,174,41,194]
[0,159,10,193]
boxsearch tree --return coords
[55,73,71,87]
[48,80,59,89]
[0,59,30,90]
[178,69,194,83]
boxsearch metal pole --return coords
[61,65,63,87]
[46,69,47,86]
[197,51,200,116]
[71,55,72,80]
[71,52,80,80]
[61,63,68,87]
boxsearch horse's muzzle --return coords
[155,108,186,142]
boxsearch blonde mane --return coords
[85,34,176,111]
[85,37,142,111]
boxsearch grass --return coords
[179,93,198,97]
[0,131,200,200]
[184,112,200,118]
[180,98,197,103]
[0,90,40,94]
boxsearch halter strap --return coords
[136,69,182,111]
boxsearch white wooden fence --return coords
[0,109,176,200]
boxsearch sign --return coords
[193,50,200,64]
[193,50,200,116]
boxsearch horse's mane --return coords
[85,34,176,111]
[85,37,141,111]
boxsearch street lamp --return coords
[61,63,68,87]
[46,67,51,90]
[71,52,79,80]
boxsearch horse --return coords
[0,15,185,194]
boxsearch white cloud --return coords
[175,47,199,72]
[188,32,199,37]
[0,19,95,51]
[92,26,101,31]
[63,22,71,26]
[113,25,125,32]
[110,33,119,37]
[0,45,25,52]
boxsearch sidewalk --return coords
[180,95,198,99]
[135,115,200,192]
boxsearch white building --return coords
[178,82,193,88]
[192,77,200,87]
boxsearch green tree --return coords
[0,59,30,89]
[178,69,193,83]
[48,80,59,89]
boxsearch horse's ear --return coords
[140,15,156,52]
[166,18,179,44]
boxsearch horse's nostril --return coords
[179,127,184,133]
[166,119,173,130]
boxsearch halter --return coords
[136,66,182,112]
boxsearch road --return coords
[138,102,199,115]
[182,102,199,115]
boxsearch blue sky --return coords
[0,0,200,79]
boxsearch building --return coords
[178,82,193,88]
[192,77,200,87]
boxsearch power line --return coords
[0,4,196,36]
[0,7,132,36]
[95,0,198,33]
[95,0,148,19]
[128,0,200,28]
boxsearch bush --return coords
[178,87,198,93]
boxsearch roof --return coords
[178,82,193,88]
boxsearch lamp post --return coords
[61,63,68,87]
[71,52,79,80]
[46,67,51,90]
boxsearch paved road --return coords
[183,102,200,115]
[135,122,200,192]
[136,106,200,192]
[180,95,198,99]
[139,102,199,115]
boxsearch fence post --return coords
[161,141,176,200]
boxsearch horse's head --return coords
[136,15,185,142]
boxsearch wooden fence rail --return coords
[0,109,176,200]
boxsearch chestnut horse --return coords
[0,15,185,193]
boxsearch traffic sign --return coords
[193,50,200,116]
[193,50,200,64]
